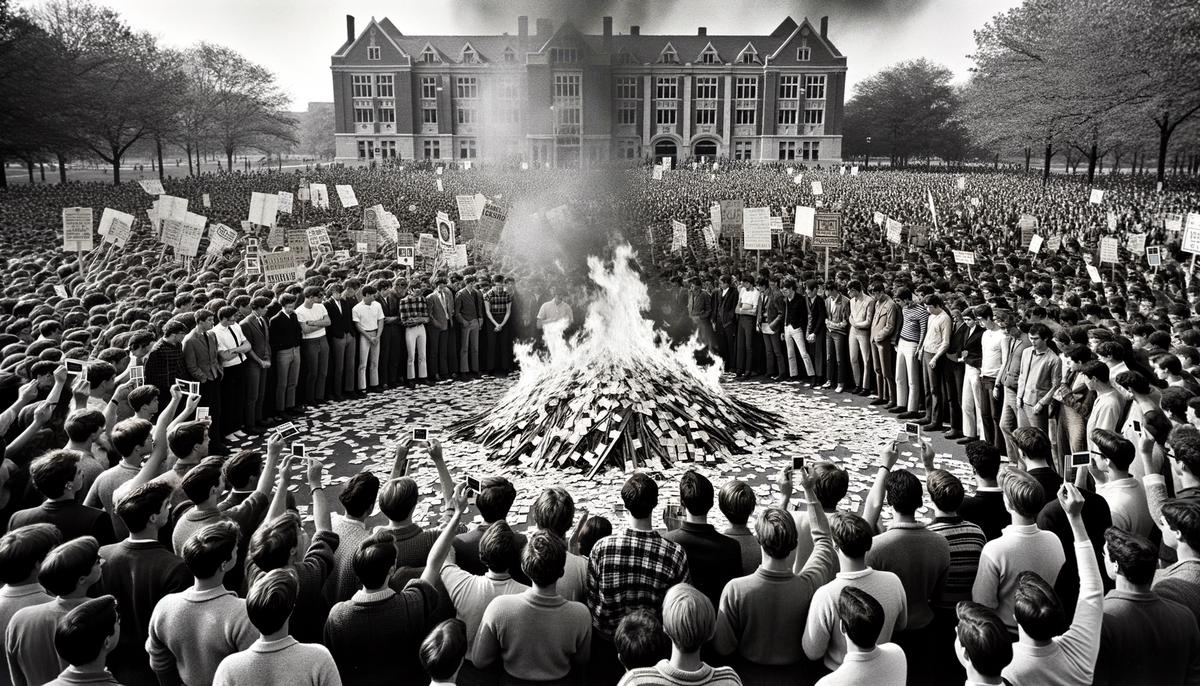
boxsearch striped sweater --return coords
[927,516,986,608]
[618,660,743,685]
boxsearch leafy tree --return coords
[841,59,963,167]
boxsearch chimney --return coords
[517,16,528,37]
[536,18,553,38]
[630,25,640,36]
[820,16,828,39]
[698,27,706,36]
[346,15,355,44]
[603,16,612,39]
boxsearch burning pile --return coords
[449,245,783,477]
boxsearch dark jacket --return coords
[268,310,303,351]
[781,293,807,330]
[806,295,828,337]
[961,325,985,368]
[716,286,738,329]
[662,522,743,609]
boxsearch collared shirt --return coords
[1018,346,1063,406]
[736,287,760,316]
[484,286,512,319]
[923,310,952,355]
[212,322,247,368]
[899,304,929,343]
[351,300,385,331]
[398,292,430,327]
[587,528,691,639]
[537,300,573,327]
[295,302,328,339]
[848,294,874,331]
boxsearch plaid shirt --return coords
[484,286,513,319]
[587,528,690,638]
[143,338,186,403]
[398,291,430,326]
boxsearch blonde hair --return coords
[661,583,714,652]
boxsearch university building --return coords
[330,14,846,166]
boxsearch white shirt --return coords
[536,300,572,328]
[212,323,246,367]
[736,287,760,314]
[351,300,385,332]
[295,303,328,340]
[981,329,1006,377]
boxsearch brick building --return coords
[330,14,845,165]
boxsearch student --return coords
[451,476,528,582]
[323,471,380,604]
[147,521,259,686]
[953,602,1014,686]
[211,569,341,686]
[0,523,62,684]
[816,587,906,686]
[84,417,154,540]
[42,596,122,686]
[663,470,742,608]
[8,449,114,545]
[618,584,742,685]
[717,480,759,577]
[1154,500,1200,624]
[530,487,587,602]
[958,441,1011,541]
[1089,429,1155,539]
[420,619,468,686]
[613,610,670,672]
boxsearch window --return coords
[802,141,820,160]
[503,47,516,63]
[699,45,719,64]
[380,140,397,158]
[357,140,371,159]
[423,140,440,159]
[379,107,396,123]
[734,107,755,125]
[738,45,759,64]
[655,105,677,125]
[461,46,479,64]
[459,139,477,159]
[779,75,799,100]
[797,47,811,61]
[656,77,677,100]
[421,76,437,99]
[618,102,638,125]
[734,141,753,160]
[367,46,381,61]
[456,77,478,99]
[735,77,757,100]
[354,106,374,123]
[554,74,581,98]
[498,78,519,100]
[618,141,640,159]
[696,108,717,125]
[352,75,373,98]
[556,107,580,132]
[694,77,717,100]
[658,44,678,64]
[375,75,394,98]
[420,46,439,64]
[616,77,638,99]
[457,108,476,125]
[778,109,797,125]
[778,141,796,160]
[550,47,578,64]
[803,106,824,124]
[422,108,437,124]
[805,75,826,99]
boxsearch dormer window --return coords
[503,47,516,63]
[420,45,439,64]
[738,44,759,64]
[550,47,578,64]
[462,45,479,64]
[658,44,678,64]
[699,44,719,64]
[797,38,810,62]
[368,45,381,61]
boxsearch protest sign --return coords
[793,174,803,185]
[719,200,743,237]
[811,181,823,196]
[812,213,842,250]
[476,202,507,244]
[457,194,482,221]
[709,204,722,237]
[436,212,456,248]
[176,213,207,257]
[873,211,885,226]
[1106,211,1118,231]
[1086,265,1102,283]
[306,226,331,250]
[160,219,183,248]
[1089,189,1104,204]
[248,192,278,226]
[702,226,717,250]
[206,224,237,255]
[770,216,784,235]
[436,166,444,175]
[364,205,383,237]
[1098,236,1118,264]
[661,156,672,171]
[104,216,132,249]
[1146,246,1162,267]
[97,208,134,238]
[886,223,903,245]
[1165,213,1183,232]
[261,251,303,285]
[310,183,329,209]
[1127,233,1147,255]
[202,193,211,208]
[1182,224,1200,254]
[1029,234,1043,255]
[139,179,165,195]
[671,220,687,253]
[1018,214,1037,249]
[396,232,415,247]
[277,191,294,214]
[397,246,415,267]
[62,208,94,252]
[436,179,444,193]
[850,166,859,176]
[795,206,816,237]
[417,233,438,258]
[953,250,976,265]
[298,187,310,202]
[741,207,771,251]
[956,177,966,191]
[463,160,472,170]
[286,228,311,259]
[1045,235,1062,253]
[159,195,188,222]
[447,244,469,269]
[651,165,663,181]
[335,185,358,208]
[1188,212,1200,232]
[377,210,400,244]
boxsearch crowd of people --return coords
[0,157,1199,685]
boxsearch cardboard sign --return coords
[670,220,688,252]
[1089,189,1104,204]
[310,183,329,209]
[305,226,331,249]
[811,181,823,196]
[206,224,237,255]
[1187,212,1200,232]
[1106,211,1118,231]
[335,185,358,208]
[651,165,664,181]
[873,212,885,227]
[202,193,211,208]
[812,213,842,250]
[795,206,816,237]
[1018,214,1037,249]
[1146,246,1162,267]
[1086,265,1102,283]
[952,250,976,265]
[956,177,966,191]
[1126,233,1147,255]
[436,212,456,248]
[702,226,717,249]
[104,216,132,249]
[248,192,279,227]
[1183,225,1200,255]
[456,194,483,221]
[476,202,507,244]
[176,213,207,257]
[436,179,444,193]
[769,216,783,235]
[886,223,903,245]
[1028,234,1043,255]
[1165,213,1183,232]
[718,200,743,237]
[447,244,469,269]
[277,191,294,214]
[793,174,803,185]
[850,166,859,176]
[1098,236,1118,264]
[62,208,94,252]
[417,233,438,258]
[709,204,722,236]
[261,251,303,285]
[97,208,134,238]
[139,179,165,195]
[1045,234,1062,253]
[741,207,772,251]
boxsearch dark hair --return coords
[885,469,922,516]
[717,480,755,526]
[578,516,612,556]
[379,477,419,521]
[54,595,118,666]
[39,537,100,596]
[755,507,798,560]
[476,476,517,522]
[1013,571,1065,641]
[115,481,174,532]
[353,532,398,590]
[621,473,658,519]
[1001,470,1045,517]
[1170,426,1200,477]
[678,470,714,516]
[1011,427,1052,462]
[1077,360,1109,383]
[614,610,670,669]
[838,586,885,649]
[532,487,575,537]
[927,470,965,512]
[127,385,159,413]
[182,521,241,579]
[479,521,517,573]
[521,530,566,587]
[1114,370,1151,395]
[1092,429,1135,471]
[167,421,208,459]
[420,619,467,681]
[30,449,82,499]
[64,409,106,443]
[955,602,1013,677]
[811,462,850,509]
[1162,500,1200,551]
[339,472,381,519]
[221,450,263,491]
[1104,527,1157,585]
[0,523,62,585]
[830,512,873,559]
[181,456,225,504]
[965,440,1001,480]
[246,568,298,634]
[250,512,301,572]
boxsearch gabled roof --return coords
[333,17,408,59]
[695,41,722,63]
[767,18,844,60]
[460,41,484,62]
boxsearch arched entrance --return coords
[653,139,678,165]
[693,139,718,159]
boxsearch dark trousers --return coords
[763,331,786,376]
[426,326,450,378]
[873,340,897,403]
[244,360,268,427]
[735,314,756,373]
[446,323,460,374]
[218,363,246,436]
[483,320,512,373]
[979,376,998,445]
[327,334,354,399]
[808,331,827,379]
[300,337,329,403]
[720,322,737,368]
[198,377,222,440]
[381,324,403,385]
[825,332,851,386]
[986,377,1006,451]
[946,361,966,431]
[923,351,946,425]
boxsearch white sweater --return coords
[816,643,907,686]
[972,524,1065,629]
[802,568,908,670]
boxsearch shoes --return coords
[820,382,834,389]
[898,411,923,419]
[835,385,846,393]
[870,399,889,406]
[926,424,948,432]
[917,419,934,427]
[957,435,979,445]
[945,431,965,440]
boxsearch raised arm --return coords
[863,443,901,533]
[427,439,454,509]
[308,458,332,533]
[254,433,284,497]
[123,388,186,494]
[7,400,55,459]
[263,455,297,526]
[421,482,468,586]
[1054,483,1104,674]
[0,379,41,437]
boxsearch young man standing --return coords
[240,296,273,429]
[454,276,485,377]
[42,596,123,686]
[846,280,876,395]
[919,295,952,431]
[869,282,901,408]
[295,286,331,407]
[268,294,303,419]
[894,288,928,420]
[351,286,384,392]
[662,471,742,609]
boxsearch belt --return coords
[361,329,378,333]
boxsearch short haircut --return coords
[1114,371,1151,395]
[1077,359,1109,383]
[965,440,1001,480]
[1104,527,1158,585]
[420,619,467,681]
[811,462,850,509]
[661,583,715,653]
[167,421,208,459]
[222,450,263,491]
[476,476,517,522]
[110,417,153,457]
[532,487,575,537]
[927,470,966,512]
[180,456,225,504]
[1089,429,1133,471]
[1095,340,1125,361]
[838,586,885,649]
[479,520,517,573]
[955,601,1013,678]
[1162,500,1200,550]
[1011,427,1052,462]
[1013,571,1065,641]
[353,532,398,590]
[39,537,100,596]
[249,512,301,572]
[115,481,173,532]
[181,520,240,579]
[1169,425,1200,476]
[754,507,798,560]
[1001,470,1046,517]
[194,310,213,325]
[885,469,922,516]
[678,470,714,516]
[246,568,298,635]
[54,595,118,666]
[127,385,159,413]
[0,523,63,585]
[85,360,116,388]
[64,409,106,442]
[614,610,669,669]
[339,472,381,519]
[217,306,238,322]
[717,480,755,526]
[378,477,419,521]
[521,530,566,587]
[830,512,874,559]
[621,472,658,519]
[578,516,612,556]
[30,449,82,499]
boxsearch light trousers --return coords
[961,365,984,437]
[405,325,427,379]
[357,333,380,389]
[783,325,815,377]
[895,340,922,412]
[849,330,873,389]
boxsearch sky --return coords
[19,0,1025,111]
